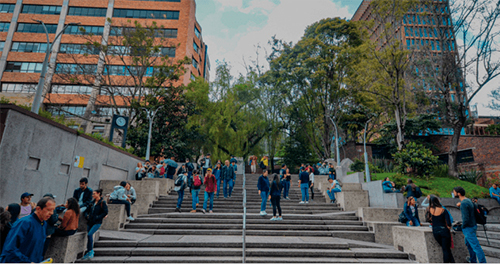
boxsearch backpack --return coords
[194,176,202,187]
[167,165,176,176]
[187,163,194,171]
[259,161,265,169]
[414,187,423,199]
[160,166,165,176]
[174,175,184,186]
[398,211,408,223]
[475,203,487,225]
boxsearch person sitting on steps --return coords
[382,177,400,193]
[327,178,342,204]
[108,181,134,221]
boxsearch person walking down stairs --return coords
[269,174,283,221]
[189,171,203,213]
[298,167,310,204]
[202,169,217,214]
[257,170,270,216]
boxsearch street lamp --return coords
[329,116,340,166]
[142,106,164,161]
[364,119,372,182]
[31,21,80,114]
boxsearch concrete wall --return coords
[362,180,404,208]
[0,105,143,206]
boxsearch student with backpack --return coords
[202,168,217,213]
[174,174,187,213]
[403,178,422,199]
[189,170,203,213]
[453,186,486,263]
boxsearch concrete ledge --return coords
[393,226,467,263]
[143,178,174,196]
[366,221,405,245]
[339,172,364,184]
[45,231,87,263]
[100,204,138,231]
[362,180,404,208]
[357,207,425,222]
[337,190,369,212]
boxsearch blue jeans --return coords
[203,192,214,211]
[223,179,234,198]
[191,189,200,210]
[216,179,221,198]
[492,196,500,205]
[260,191,268,211]
[283,181,290,198]
[109,199,131,217]
[463,226,487,263]
[300,183,309,201]
[87,224,101,252]
[177,189,184,209]
[166,174,174,179]
[406,218,420,226]
[327,188,342,201]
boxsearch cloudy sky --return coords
[195,0,499,116]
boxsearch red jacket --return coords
[204,174,217,193]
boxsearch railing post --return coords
[242,168,246,263]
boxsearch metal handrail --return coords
[242,168,247,263]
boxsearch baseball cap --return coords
[20,192,34,200]
[43,193,57,199]
[207,168,212,172]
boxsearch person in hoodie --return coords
[108,181,134,221]
[202,168,217,213]
[0,197,55,263]
[221,160,236,198]
[269,174,283,221]
[73,177,93,213]
[257,170,270,216]
[213,162,222,199]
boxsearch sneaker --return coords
[270,217,276,221]
[202,209,206,214]
[305,201,309,204]
[190,210,196,213]
[175,207,180,213]
[331,199,336,204]
[466,257,471,263]
[209,210,213,213]
[262,211,267,216]
[277,217,283,221]
[299,201,305,204]
[260,211,265,216]
[127,216,135,221]
[81,250,94,260]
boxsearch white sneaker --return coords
[260,211,265,216]
[306,201,309,204]
[270,217,276,221]
[127,216,135,221]
[299,201,305,204]
[262,211,267,215]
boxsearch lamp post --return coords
[364,119,372,182]
[142,106,164,161]
[329,116,340,166]
[31,21,80,114]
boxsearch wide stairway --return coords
[82,174,412,263]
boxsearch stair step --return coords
[481,245,500,258]
[129,218,364,225]
[93,241,350,249]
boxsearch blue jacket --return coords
[270,180,282,197]
[257,175,270,193]
[403,202,420,224]
[221,165,235,181]
[73,186,93,208]
[85,199,108,226]
[0,214,46,263]
[299,171,309,184]
[382,181,393,192]
[110,186,127,200]
[460,198,476,228]
[213,168,221,182]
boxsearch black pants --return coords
[310,186,314,200]
[271,195,281,217]
[433,227,455,263]
[109,199,131,217]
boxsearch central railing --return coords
[242,167,247,263]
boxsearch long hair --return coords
[0,211,11,233]
[384,177,390,182]
[407,178,416,192]
[66,197,81,216]
[6,203,20,224]
[273,174,282,190]
[428,195,443,209]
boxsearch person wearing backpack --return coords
[403,196,420,226]
[174,174,187,213]
[403,179,422,199]
[453,186,486,263]
[425,195,455,263]
[189,170,203,213]
[221,160,236,198]
[185,158,195,180]
[202,169,217,213]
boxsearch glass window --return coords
[192,58,198,69]
[22,4,61,15]
[113,9,179,20]
[65,25,104,36]
[68,7,107,17]
[5,62,44,73]
[195,27,201,39]
[17,23,58,34]
[0,4,15,13]
[193,42,199,53]
[0,22,11,32]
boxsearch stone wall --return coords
[0,104,144,206]
[340,141,373,163]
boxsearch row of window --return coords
[50,85,151,96]
[405,27,454,39]
[192,58,198,69]
[109,27,177,38]
[67,25,104,35]
[0,41,4,51]
[194,27,201,39]
[4,62,44,73]
[1,83,35,93]
[0,3,15,13]
[68,7,107,17]
[22,4,62,15]
[0,22,10,32]
[11,42,49,53]
[113,9,179,20]
[46,105,128,117]
[17,23,58,34]
[406,38,455,51]
[404,14,452,27]
[55,63,155,77]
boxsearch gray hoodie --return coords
[110,185,127,200]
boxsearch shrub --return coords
[393,142,439,177]
[372,158,395,173]
[350,159,365,172]
[431,164,450,178]
[391,173,408,190]
[468,188,489,199]
[458,169,483,184]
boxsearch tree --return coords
[420,0,500,177]
[266,17,366,161]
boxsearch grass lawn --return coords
[369,172,489,198]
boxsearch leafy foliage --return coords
[458,170,483,184]
[485,124,500,135]
[393,142,439,177]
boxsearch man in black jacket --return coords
[221,160,235,198]
[73,178,93,213]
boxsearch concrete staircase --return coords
[79,174,412,263]
[478,224,500,258]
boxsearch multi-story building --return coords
[352,0,468,135]
[0,0,209,139]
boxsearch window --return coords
[11,42,48,53]
[162,47,175,57]
[0,41,4,50]
[0,83,35,93]
[109,27,177,38]
[436,40,440,51]
[46,105,87,116]
[59,43,100,55]
[406,39,411,49]
[193,42,199,53]
[194,27,201,39]
[68,7,107,17]
[17,23,58,33]
[51,85,93,94]
[438,149,474,164]
[0,4,15,13]
[113,9,179,20]
[66,25,104,35]
[21,5,62,15]
[192,58,198,69]
[0,22,9,32]
[55,63,98,74]
[5,62,44,73]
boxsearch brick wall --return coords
[340,141,373,162]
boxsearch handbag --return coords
[398,211,408,223]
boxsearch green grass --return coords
[368,172,489,198]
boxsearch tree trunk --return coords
[394,107,404,150]
[448,124,463,178]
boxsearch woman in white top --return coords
[308,167,315,200]
[18,193,36,219]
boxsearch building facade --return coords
[0,0,208,139]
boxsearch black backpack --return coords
[475,203,487,225]
[414,187,423,199]
[174,175,184,186]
